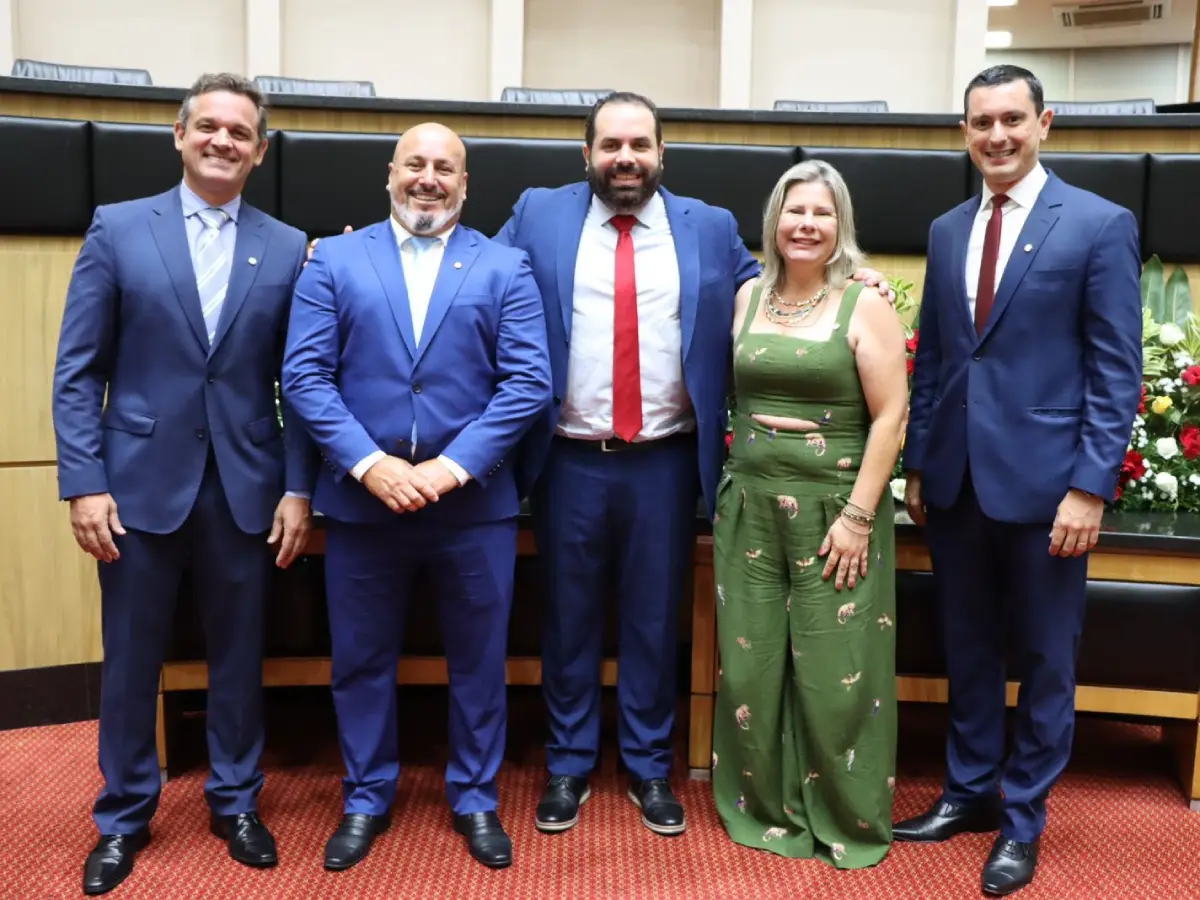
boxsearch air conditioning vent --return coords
[1053,0,1169,28]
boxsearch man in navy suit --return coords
[895,65,1142,895]
[283,123,551,871]
[493,92,888,836]
[52,73,316,895]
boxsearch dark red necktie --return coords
[974,193,1008,336]
[610,215,642,441]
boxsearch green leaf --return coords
[1141,255,1165,322]
[1169,408,1183,425]
[1164,266,1195,328]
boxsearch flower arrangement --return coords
[891,257,1200,514]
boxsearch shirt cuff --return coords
[284,491,311,499]
[438,455,471,485]
[350,450,386,481]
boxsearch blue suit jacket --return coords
[494,183,760,519]
[903,171,1143,523]
[282,220,552,525]
[52,185,317,535]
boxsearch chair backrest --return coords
[252,76,376,98]
[773,99,889,112]
[11,58,152,85]
[1045,98,1156,115]
[500,87,613,105]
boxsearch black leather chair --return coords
[11,58,152,86]
[1144,154,1200,263]
[253,76,376,98]
[459,137,584,237]
[774,100,889,113]
[1047,99,1156,115]
[0,116,92,233]
[500,88,613,105]
[277,131,398,235]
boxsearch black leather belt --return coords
[555,432,695,453]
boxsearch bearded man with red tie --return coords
[494,92,888,835]
[895,66,1142,896]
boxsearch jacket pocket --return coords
[247,415,282,444]
[1029,406,1082,418]
[102,407,156,436]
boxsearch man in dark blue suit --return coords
[493,92,887,836]
[283,123,551,871]
[52,73,317,895]
[895,65,1142,895]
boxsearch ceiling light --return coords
[985,30,1014,48]
[988,0,1018,7]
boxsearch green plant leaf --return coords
[1141,255,1165,322]
[1164,266,1195,328]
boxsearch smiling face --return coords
[386,124,467,236]
[583,101,664,212]
[775,180,839,270]
[173,90,266,204]
[962,78,1052,193]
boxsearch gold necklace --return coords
[764,285,830,326]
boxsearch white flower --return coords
[1160,323,1185,346]
[890,478,906,501]
[1190,474,1200,486]
[1155,437,1179,460]
[1154,471,1178,500]
[1175,352,1196,369]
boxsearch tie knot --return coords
[991,194,1009,210]
[610,214,638,235]
[197,207,228,230]
[406,234,438,255]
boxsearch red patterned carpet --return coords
[2,701,1199,899]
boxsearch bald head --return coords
[387,121,468,236]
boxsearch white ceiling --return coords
[989,0,1197,48]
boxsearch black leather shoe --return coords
[82,827,151,895]
[323,812,391,871]
[982,836,1039,895]
[210,812,278,867]
[453,811,512,868]
[535,775,591,832]
[892,798,1002,842]
[628,778,686,835]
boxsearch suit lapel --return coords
[950,201,976,340]
[366,221,417,359]
[413,226,480,367]
[148,187,208,352]
[209,203,266,355]
[662,189,700,361]
[978,178,1063,344]
[556,186,590,342]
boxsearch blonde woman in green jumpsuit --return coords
[711,160,909,868]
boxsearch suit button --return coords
[207,375,215,383]
[195,429,207,440]
[972,354,981,361]
[412,384,422,394]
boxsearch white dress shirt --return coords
[965,162,1049,320]
[557,192,692,441]
[349,217,468,485]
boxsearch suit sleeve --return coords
[901,224,944,473]
[491,189,531,247]
[727,210,762,289]
[282,245,383,479]
[439,252,552,484]
[278,234,321,496]
[52,209,118,500]
[1071,208,1143,500]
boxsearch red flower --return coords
[1183,366,1200,387]
[1114,484,1123,502]
[1138,383,1147,415]
[1120,449,1147,484]
[1181,423,1200,460]
[725,431,733,450]
[905,329,919,355]
[906,358,914,376]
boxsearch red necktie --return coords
[610,215,642,441]
[974,193,1008,336]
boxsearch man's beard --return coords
[588,159,662,212]
[389,187,463,235]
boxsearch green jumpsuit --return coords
[711,281,897,868]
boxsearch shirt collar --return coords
[180,179,241,223]
[390,215,455,248]
[982,162,1047,212]
[589,189,665,228]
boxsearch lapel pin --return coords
[1023,244,1033,253]
[453,261,462,269]
[248,257,258,266]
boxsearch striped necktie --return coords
[194,207,232,345]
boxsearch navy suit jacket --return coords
[494,183,761,519]
[903,170,1143,523]
[52,185,318,535]
[282,220,552,526]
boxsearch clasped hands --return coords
[362,455,460,513]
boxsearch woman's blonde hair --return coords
[760,160,865,293]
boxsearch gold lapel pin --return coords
[248,257,258,266]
